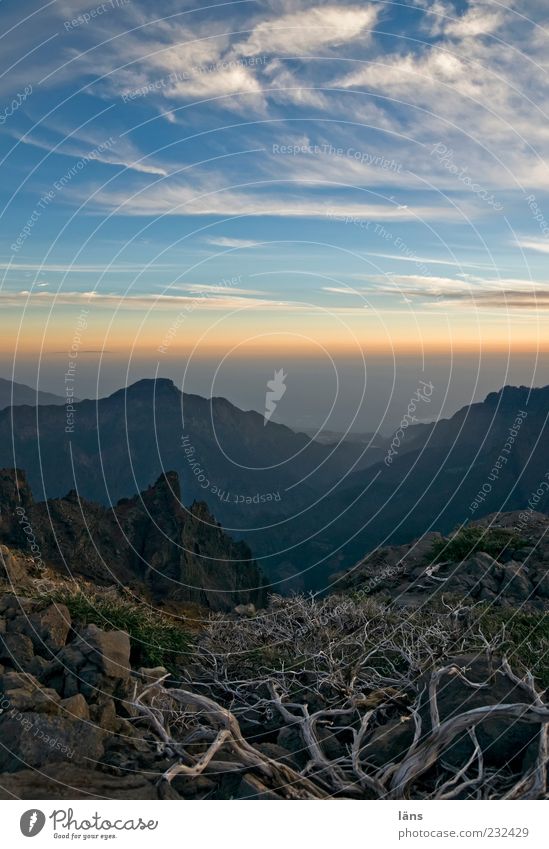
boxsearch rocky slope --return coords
[285,384,549,587]
[0,505,548,799]
[0,468,266,612]
[0,580,547,800]
[0,586,183,799]
[335,510,549,609]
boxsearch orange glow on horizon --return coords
[0,303,546,358]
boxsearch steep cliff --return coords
[0,468,267,611]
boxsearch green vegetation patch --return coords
[40,588,192,671]
[429,526,525,564]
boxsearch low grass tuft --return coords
[429,526,525,564]
[40,587,192,671]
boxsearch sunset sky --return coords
[1,0,549,424]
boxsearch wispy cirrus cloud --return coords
[168,282,269,296]
[322,285,365,296]
[14,124,169,177]
[364,252,496,270]
[205,236,262,248]
[332,0,549,192]
[324,273,549,311]
[370,273,549,309]
[514,237,549,255]
[41,2,380,113]
[0,289,295,311]
[87,172,460,220]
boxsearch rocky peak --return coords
[0,468,267,612]
[0,469,35,549]
[109,377,178,401]
[139,470,182,511]
[0,468,33,509]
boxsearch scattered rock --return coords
[234,773,281,800]
[0,764,162,799]
[360,718,414,769]
[499,562,531,601]
[0,712,105,772]
[79,625,131,681]
[0,595,36,618]
[277,725,307,768]
[26,655,51,680]
[0,633,34,670]
[24,603,71,653]
[60,694,90,721]
[337,513,549,610]
[234,603,256,617]
[0,671,37,692]
[90,697,117,731]
[0,546,32,586]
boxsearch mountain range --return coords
[1,379,548,799]
[0,378,64,410]
[311,384,549,580]
[0,377,547,592]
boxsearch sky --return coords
[1,0,549,429]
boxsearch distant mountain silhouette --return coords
[0,378,547,593]
[300,384,549,584]
[0,378,64,410]
[0,377,382,520]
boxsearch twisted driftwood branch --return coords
[127,595,549,800]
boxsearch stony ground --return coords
[335,511,549,609]
[0,510,548,799]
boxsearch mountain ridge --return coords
[0,467,266,612]
[0,377,547,592]
[0,377,65,410]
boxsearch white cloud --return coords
[6,0,549,241]
[238,5,379,56]
[370,273,549,308]
[411,0,504,37]
[206,237,262,248]
[90,175,459,220]
[365,252,495,270]
[331,3,549,192]
[15,127,169,177]
[263,59,329,108]
[167,64,264,102]
[0,261,177,274]
[2,289,296,311]
[1,287,380,316]
[170,283,268,295]
[444,6,504,38]
[515,237,549,254]
[323,285,364,295]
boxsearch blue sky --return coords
[1,0,549,369]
